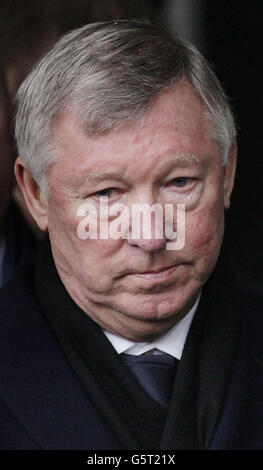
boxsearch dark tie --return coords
[121,352,178,408]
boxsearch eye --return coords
[171,177,193,188]
[94,188,117,198]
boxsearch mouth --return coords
[120,264,184,288]
[136,265,178,275]
[133,264,179,279]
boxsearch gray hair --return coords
[15,20,236,195]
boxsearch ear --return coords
[14,157,48,231]
[223,140,237,209]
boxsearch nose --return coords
[126,204,168,252]
[128,236,167,252]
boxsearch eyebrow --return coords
[85,168,126,182]
[165,153,201,169]
[78,153,202,186]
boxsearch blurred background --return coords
[0,0,262,291]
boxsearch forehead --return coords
[52,81,220,183]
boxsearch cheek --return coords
[47,194,123,293]
[77,238,123,293]
[80,239,122,262]
[185,203,225,256]
[52,202,122,262]
[47,192,78,256]
[49,205,73,239]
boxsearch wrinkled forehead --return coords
[55,80,213,146]
[49,82,221,190]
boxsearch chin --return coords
[114,285,200,323]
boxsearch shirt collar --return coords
[104,292,201,360]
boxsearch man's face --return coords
[43,81,236,340]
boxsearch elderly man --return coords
[0,20,262,450]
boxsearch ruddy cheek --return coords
[192,231,216,255]
[84,237,122,260]
[186,211,223,255]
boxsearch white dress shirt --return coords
[104,292,201,360]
